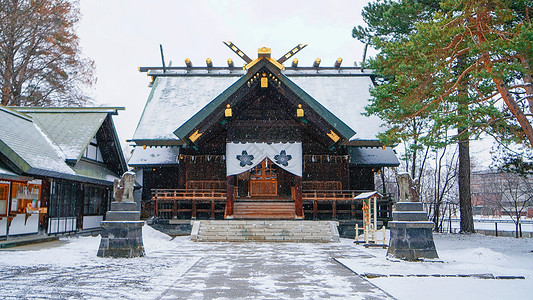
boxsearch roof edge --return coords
[0,140,31,173]
[0,105,33,121]
[12,106,125,115]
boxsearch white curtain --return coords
[226,142,302,176]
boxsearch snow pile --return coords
[1,226,532,299]
[338,232,533,300]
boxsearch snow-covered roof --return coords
[23,112,107,161]
[0,106,125,184]
[289,76,383,140]
[128,146,180,166]
[133,76,239,142]
[132,67,384,143]
[349,146,400,167]
[0,106,75,175]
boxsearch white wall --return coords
[48,217,76,234]
[8,214,39,235]
[0,218,7,236]
[82,215,103,230]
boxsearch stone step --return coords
[392,211,428,222]
[191,220,340,242]
[106,211,141,221]
[395,202,424,212]
[110,201,138,211]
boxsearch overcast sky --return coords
[76,0,374,149]
[76,0,492,168]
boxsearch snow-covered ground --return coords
[339,233,533,300]
[0,226,532,299]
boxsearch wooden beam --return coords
[225,175,235,219]
[277,44,308,64]
[223,41,252,64]
[294,176,304,219]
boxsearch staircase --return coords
[233,201,296,219]
[190,220,340,242]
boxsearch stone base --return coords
[387,221,438,261]
[97,221,145,258]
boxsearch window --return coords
[49,179,79,218]
[0,182,8,216]
[83,185,107,215]
[9,181,41,214]
[82,137,104,163]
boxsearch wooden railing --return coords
[151,188,393,221]
[152,189,227,219]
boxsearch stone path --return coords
[156,241,394,299]
[0,233,395,299]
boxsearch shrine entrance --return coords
[249,159,277,197]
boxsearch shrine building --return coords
[129,44,399,229]
[0,107,126,237]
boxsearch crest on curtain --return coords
[226,142,302,176]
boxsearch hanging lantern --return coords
[225,104,232,117]
[261,73,268,88]
[297,104,304,117]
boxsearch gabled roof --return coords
[0,106,126,185]
[0,106,75,175]
[132,62,385,146]
[132,76,240,144]
[14,107,123,164]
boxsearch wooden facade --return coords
[130,47,399,222]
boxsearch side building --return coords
[129,47,399,231]
[0,106,127,237]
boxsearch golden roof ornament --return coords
[222,41,307,71]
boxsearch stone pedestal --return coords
[97,201,145,258]
[387,202,438,261]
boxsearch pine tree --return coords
[355,0,532,232]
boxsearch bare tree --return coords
[0,0,95,107]
[420,146,458,232]
[480,172,533,238]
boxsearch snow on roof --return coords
[0,107,123,184]
[349,146,400,167]
[289,76,383,140]
[0,108,75,175]
[354,191,382,199]
[128,146,180,166]
[25,112,107,161]
[132,76,240,141]
[132,72,384,143]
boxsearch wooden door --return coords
[249,159,277,197]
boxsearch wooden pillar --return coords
[225,175,234,219]
[341,159,350,189]
[172,200,177,219]
[332,200,337,220]
[192,200,197,219]
[313,200,318,220]
[294,176,304,219]
[210,200,215,219]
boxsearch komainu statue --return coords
[396,172,420,202]
[113,172,135,202]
